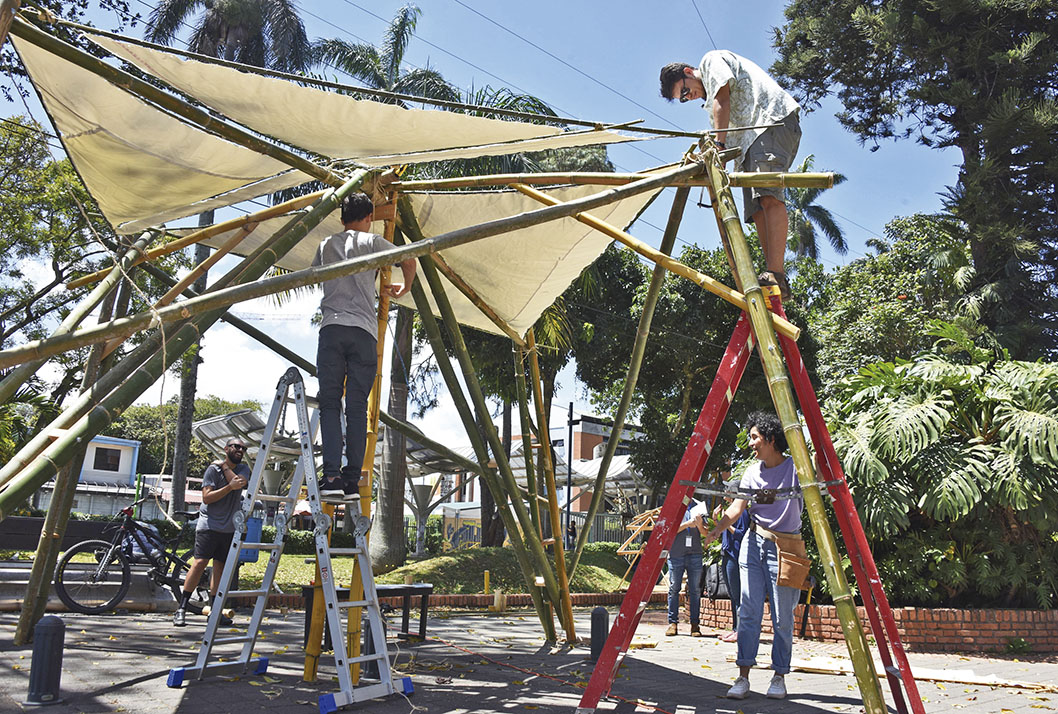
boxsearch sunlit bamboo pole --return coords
[509,183,800,341]
[513,346,541,534]
[526,329,577,642]
[0,171,372,519]
[395,170,832,192]
[66,192,323,290]
[0,231,153,405]
[419,255,572,638]
[568,187,690,578]
[0,162,705,371]
[705,151,886,714]
[408,274,556,641]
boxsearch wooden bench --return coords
[301,582,434,647]
[0,517,112,551]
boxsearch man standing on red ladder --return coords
[702,412,806,700]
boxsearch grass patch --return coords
[234,543,631,595]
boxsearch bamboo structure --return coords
[395,169,832,192]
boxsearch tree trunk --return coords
[170,219,212,515]
[371,305,411,568]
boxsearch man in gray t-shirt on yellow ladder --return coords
[660,51,801,299]
[312,193,416,504]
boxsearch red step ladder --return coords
[576,296,924,714]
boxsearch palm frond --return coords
[383,4,421,87]
[266,0,312,72]
[312,39,385,89]
[145,0,203,45]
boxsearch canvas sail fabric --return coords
[91,35,637,166]
[199,184,659,338]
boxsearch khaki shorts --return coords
[742,111,801,222]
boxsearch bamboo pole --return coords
[0,0,20,48]
[9,15,345,187]
[510,182,800,341]
[0,171,372,519]
[513,346,541,534]
[705,154,887,713]
[0,162,704,371]
[394,196,526,347]
[408,275,556,641]
[378,411,482,475]
[568,187,690,577]
[396,171,833,192]
[525,329,577,642]
[419,255,572,637]
[66,192,323,289]
[0,231,154,405]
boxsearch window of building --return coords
[93,446,121,472]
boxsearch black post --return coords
[23,615,65,706]
[566,403,573,543]
[590,606,608,663]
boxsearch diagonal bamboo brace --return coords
[509,183,800,341]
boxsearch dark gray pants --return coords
[317,325,376,482]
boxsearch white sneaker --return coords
[726,676,750,699]
[766,674,787,699]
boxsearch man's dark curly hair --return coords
[340,192,374,224]
[746,411,787,452]
[659,62,694,100]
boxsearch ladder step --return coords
[253,494,295,503]
[345,652,386,665]
[228,589,269,598]
[327,547,363,556]
[212,635,254,645]
[337,599,373,609]
[240,542,281,551]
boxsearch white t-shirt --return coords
[697,50,800,163]
[312,230,392,336]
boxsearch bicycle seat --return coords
[174,510,200,521]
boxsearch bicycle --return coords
[53,492,213,615]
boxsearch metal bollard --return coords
[590,606,609,663]
[23,615,65,707]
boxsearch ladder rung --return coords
[212,635,253,645]
[241,543,281,551]
[345,652,386,665]
[327,547,363,556]
[228,589,268,598]
[254,494,295,503]
[336,599,372,609]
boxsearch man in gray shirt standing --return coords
[660,51,801,299]
[313,192,416,503]
[173,439,249,627]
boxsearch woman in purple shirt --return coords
[702,412,804,701]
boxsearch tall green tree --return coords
[773,0,1058,358]
[144,0,312,512]
[785,154,848,259]
[827,322,1058,608]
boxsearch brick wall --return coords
[695,597,1058,653]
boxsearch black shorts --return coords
[194,529,235,562]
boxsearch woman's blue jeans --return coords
[736,531,799,674]
[667,552,703,624]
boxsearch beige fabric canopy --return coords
[202,184,658,337]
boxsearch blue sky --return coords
[16,0,963,445]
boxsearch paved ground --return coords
[1,605,1056,713]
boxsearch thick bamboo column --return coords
[705,150,886,713]
[0,162,705,371]
[10,16,344,187]
[513,346,541,533]
[409,276,556,641]
[525,330,577,642]
[510,182,799,341]
[0,171,373,518]
[418,255,573,637]
[0,231,154,405]
[568,186,690,577]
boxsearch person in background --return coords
[665,498,709,637]
[714,500,751,643]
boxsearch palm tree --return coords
[310,4,458,105]
[144,1,312,514]
[145,0,311,71]
[785,154,848,259]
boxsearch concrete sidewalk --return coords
[1,606,1055,713]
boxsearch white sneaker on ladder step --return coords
[766,674,787,699]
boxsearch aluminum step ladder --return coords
[166,367,412,713]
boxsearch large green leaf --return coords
[996,394,1058,466]
[916,441,990,521]
[873,390,953,462]
[831,412,888,485]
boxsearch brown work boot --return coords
[665,623,678,636]
[690,623,703,637]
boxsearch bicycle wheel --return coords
[168,551,212,614]
[54,540,131,614]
